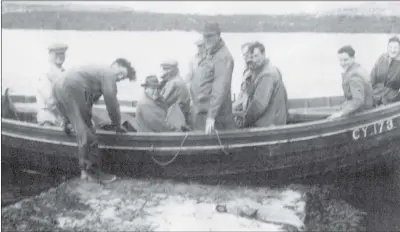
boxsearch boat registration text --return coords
[352,118,396,141]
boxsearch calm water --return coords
[2,29,399,230]
[1,29,393,100]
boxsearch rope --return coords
[151,129,231,167]
[215,129,230,155]
[151,133,189,166]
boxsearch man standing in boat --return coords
[239,41,289,128]
[52,58,136,184]
[186,38,206,84]
[158,59,190,124]
[328,45,374,120]
[189,22,236,134]
[36,43,68,126]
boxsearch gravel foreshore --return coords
[1,176,366,232]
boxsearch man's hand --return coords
[115,125,127,134]
[102,124,127,133]
[205,118,215,134]
[62,121,73,136]
[327,111,344,120]
[233,111,245,128]
[181,125,191,132]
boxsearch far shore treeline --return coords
[1,3,399,33]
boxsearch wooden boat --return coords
[2,92,400,181]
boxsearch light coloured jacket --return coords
[36,63,64,124]
[341,63,374,115]
[189,39,235,131]
[160,74,190,110]
[135,94,178,133]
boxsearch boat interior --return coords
[2,90,345,128]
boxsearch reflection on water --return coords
[2,159,400,231]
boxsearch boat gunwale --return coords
[2,102,400,148]
[3,101,400,136]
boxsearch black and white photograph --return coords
[1,0,400,231]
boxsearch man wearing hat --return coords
[52,58,136,184]
[159,59,190,125]
[189,21,236,134]
[36,43,68,126]
[135,75,187,132]
[186,38,206,84]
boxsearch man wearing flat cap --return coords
[52,58,136,184]
[135,75,188,132]
[158,59,190,124]
[36,43,68,126]
[189,22,236,134]
[186,38,206,83]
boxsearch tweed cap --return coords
[48,43,68,53]
[160,59,178,68]
[202,22,221,36]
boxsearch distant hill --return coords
[321,2,400,16]
[1,2,131,13]
[2,2,399,33]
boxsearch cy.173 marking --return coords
[352,118,395,141]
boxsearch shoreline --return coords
[2,11,399,33]
[1,174,366,232]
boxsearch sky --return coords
[25,1,370,15]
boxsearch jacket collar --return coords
[207,39,225,56]
[48,62,64,72]
[341,62,360,76]
[250,58,270,79]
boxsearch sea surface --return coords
[2,29,400,231]
[1,29,393,99]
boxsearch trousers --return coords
[53,80,101,174]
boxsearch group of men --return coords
[33,21,400,183]
[136,22,290,133]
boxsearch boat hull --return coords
[2,104,400,181]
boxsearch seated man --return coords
[238,42,289,128]
[370,36,400,105]
[159,59,190,124]
[135,75,188,133]
[328,45,374,120]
